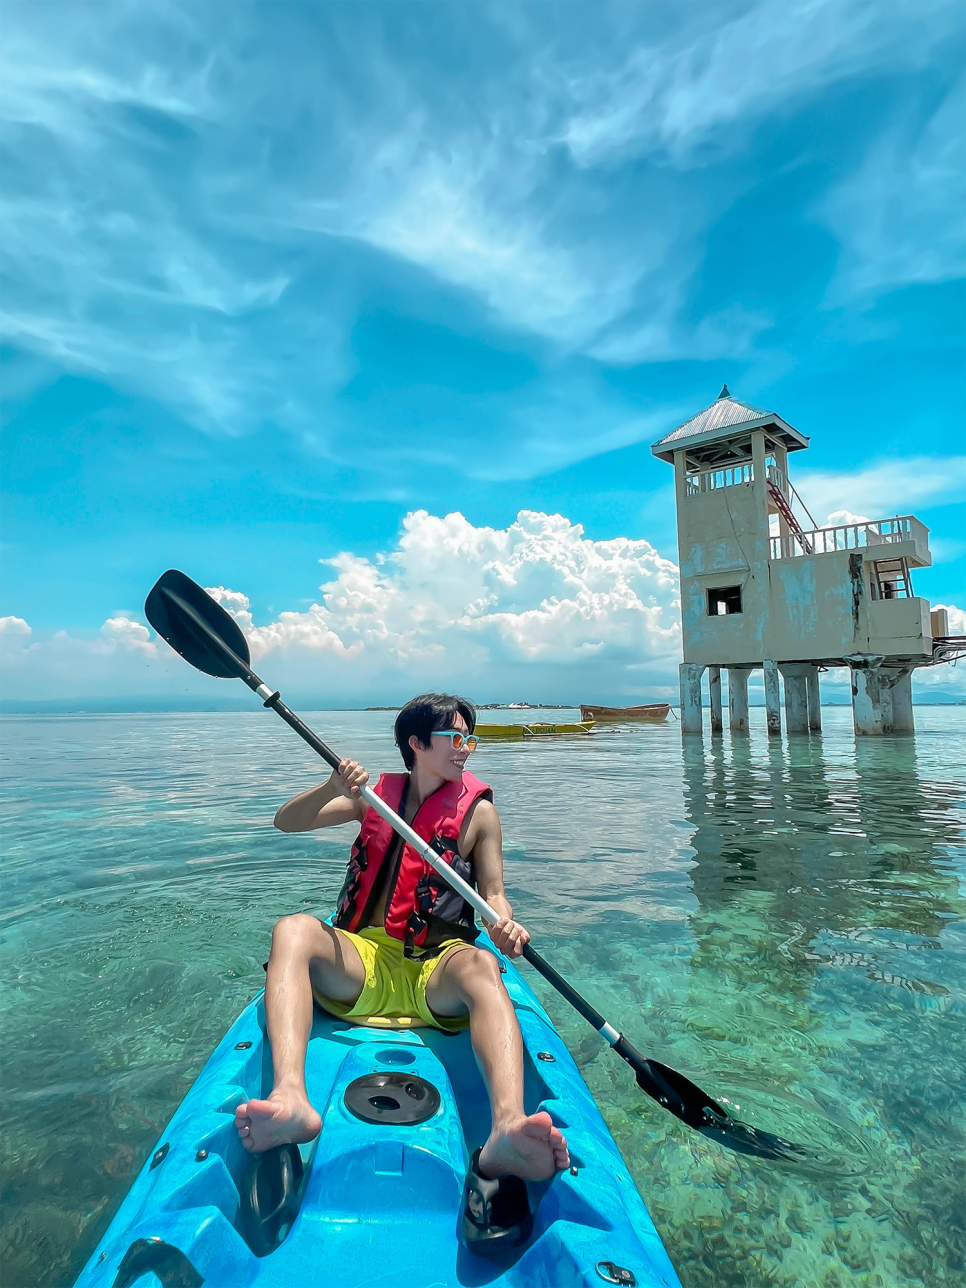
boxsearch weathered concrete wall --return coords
[676,440,771,667]
[866,598,932,658]
[678,467,934,667]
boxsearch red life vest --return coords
[334,771,493,958]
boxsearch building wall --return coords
[675,441,933,666]
[676,457,771,665]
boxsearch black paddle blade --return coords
[145,569,252,680]
[615,1040,806,1162]
[696,1116,806,1162]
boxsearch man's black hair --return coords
[394,693,477,771]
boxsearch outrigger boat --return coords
[476,721,595,740]
[578,704,670,724]
[74,572,804,1288]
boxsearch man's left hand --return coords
[489,916,530,959]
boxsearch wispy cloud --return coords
[797,455,966,525]
[2,0,961,446]
[821,77,966,300]
[558,0,958,167]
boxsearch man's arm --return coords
[274,758,369,832]
[466,799,531,958]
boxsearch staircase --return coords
[767,481,812,554]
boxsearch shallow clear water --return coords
[1,707,964,1288]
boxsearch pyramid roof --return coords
[651,386,808,464]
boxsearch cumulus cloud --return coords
[824,509,872,527]
[5,508,965,703]
[3,510,682,702]
[216,509,680,683]
[99,616,157,655]
[0,616,31,636]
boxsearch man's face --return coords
[410,712,471,782]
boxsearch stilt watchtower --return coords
[651,387,958,736]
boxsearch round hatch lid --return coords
[344,1072,441,1125]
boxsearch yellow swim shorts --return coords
[313,925,471,1033]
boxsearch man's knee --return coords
[451,947,505,997]
[271,913,324,951]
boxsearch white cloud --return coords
[824,509,872,527]
[0,616,31,636]
[99,616,157,656]
[2,510,681,701]
[222,509,680,678]
[5,508,965,703]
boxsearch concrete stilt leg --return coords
[763,660,782,737]
[679,663,705,735]
[880,680,894,734]
[850,657,887,735]
[728,668,750,733]
[708,666,723,734]
[806,668,822,732]
[780,666,809,734]
[889,670,915,733]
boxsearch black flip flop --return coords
[461,1147,533,1251]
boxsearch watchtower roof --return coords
[651,385,809,465]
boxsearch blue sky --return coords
[1,0,964,704]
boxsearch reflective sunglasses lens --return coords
[434,729,478,751]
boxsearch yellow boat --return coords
[475,721,596,740]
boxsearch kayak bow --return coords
[74,932,682,1288]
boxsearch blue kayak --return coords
[74,932,682,1288]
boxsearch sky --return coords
[1,0,964,707]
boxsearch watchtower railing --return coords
[769,515,929,563]
[685,462,753,495]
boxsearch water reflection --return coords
[665,734,966,1286]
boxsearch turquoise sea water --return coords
[1,707,964,1288]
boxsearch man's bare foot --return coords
[478,1110,569,1181]
[234,1088,322,1153]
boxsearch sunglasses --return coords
[431,729,479,752]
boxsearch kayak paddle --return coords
[145,569,804,1162]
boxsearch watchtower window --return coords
[708,586,742,616]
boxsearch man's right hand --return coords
[332,758,369,800]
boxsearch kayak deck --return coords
[74,936,681,1288]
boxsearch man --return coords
[234,693,569,1182]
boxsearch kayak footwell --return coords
[74,938,681,1288]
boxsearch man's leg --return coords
[425,947,569,1181]
[235,914,366,1152]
